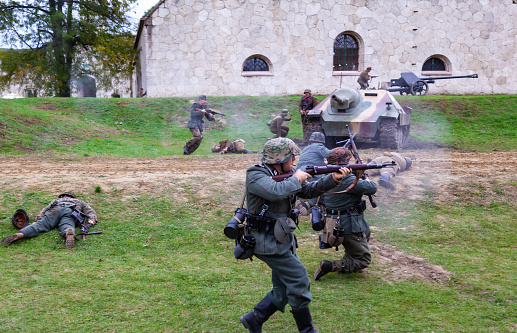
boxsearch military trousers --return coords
[255,250,312,312]
[270,126,289,138]
[185,128,203,154]
[19,206,76,238]
[332,227,371,273]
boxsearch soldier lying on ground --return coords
[367,151,413,190]
[211,138,258,154]
[1,192,98,249]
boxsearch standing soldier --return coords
[299,89,319,142]
[313,147,378,280]
[269,109,292,138]
[1,192,98,249]
[183,95,215,155]
[239,138,350,333]
[367,152,413,190]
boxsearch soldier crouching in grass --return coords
[239,138,350,333]
[1,192,98,249]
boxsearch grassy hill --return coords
[1,94,516,157]
[0,94,516,332]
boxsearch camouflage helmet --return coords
[309,132,325,144]
[404,157,412,170]
[327,147,353,165]
[261,138,301,164]
[12,209,29,229]
[58,191,76,199]
[304,89,311,94]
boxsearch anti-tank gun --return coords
[383,72,478,96]
[305,88,412,149]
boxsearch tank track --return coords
[380,118,401,149]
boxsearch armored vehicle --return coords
[305,88,411,149]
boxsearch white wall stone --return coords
[135,0,517,96]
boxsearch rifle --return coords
[78,223,102,241]
[271,162,396,182]
[345,125,378,208]
[206,109,226,117]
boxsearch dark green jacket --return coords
[322,174,377,234]
[246,163,338,255]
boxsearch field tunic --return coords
[245,163,339,310]
[246,164,338,255]
[296,143,329,172]
[187,102,213,131]
[322,174,377,234]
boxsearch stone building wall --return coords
[134,0,517,97]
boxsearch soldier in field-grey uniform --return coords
[183,95,215,155]
[1,192,98,249]
[239,137,350,333]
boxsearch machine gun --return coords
[78,223,102,241]
[386,72,478,96]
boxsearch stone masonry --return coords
[134,0,517,97]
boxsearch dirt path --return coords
[2,150,516,283]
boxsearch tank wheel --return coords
[380,118,403,149]
[410,80,429,96]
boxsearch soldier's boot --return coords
[296,200,309,216]
[318,235,331,249]
[292,307,318,333]
[1,233,23,245]
[379,172,396,190]
[313,260,334,281]
[65,229,75,249]
[183,145,190,155]
[240,296,278,333]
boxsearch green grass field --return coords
[0,94,516,332]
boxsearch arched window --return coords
[243,57,269,71]
[422,57,446,71]
[421,55,451,75]
[242,55,273,76]
[333,34,359,71]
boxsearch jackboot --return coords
[240,296,278,333]
[65,228,75,249]
[292,307,318,333]
[379,172,395,190]
[313,260,333,280]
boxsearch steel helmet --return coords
[309,132,325,143]
[261,138,301,164]
[12,209,30,229]
[404,157,412,170]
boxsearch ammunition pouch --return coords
[71,209,87,224]
[246,214,276,234]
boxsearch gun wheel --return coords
[410,80,429,96]
[380,118,405,149]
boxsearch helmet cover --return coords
[327,147,353,165]
[261,138,301,164]
[309,132,325,143]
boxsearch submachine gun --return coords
[71,209,102,241]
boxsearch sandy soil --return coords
[2,149,516,284]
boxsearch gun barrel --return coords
[272,163,396,182]
[420,74,478,81]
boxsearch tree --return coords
[0,0,137,97]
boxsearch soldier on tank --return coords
[183,95,215,155]
[268,109,292,138]
[239,138,350,333]
[313,147,378,280]
[357,66,372,89]
[367,152,413,190]
[299,89,320,142]
[1,192,98,249]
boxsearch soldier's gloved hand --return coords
[293,169,312,185]
[331,167,351,183]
